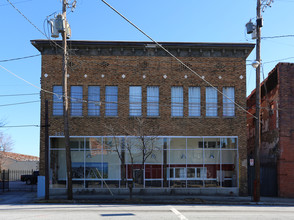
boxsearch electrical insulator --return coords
[66,21,71,39]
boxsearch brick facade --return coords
[33,40,254,195]
[247,62,294,198]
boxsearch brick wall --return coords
[35,41,253,195]
[247,62,294,198]
[278,63,294,197]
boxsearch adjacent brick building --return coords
[247,62,294,198]
[32,40,254,196]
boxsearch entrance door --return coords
[133,169,144,187]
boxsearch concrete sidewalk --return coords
[1,191,294,206]
[41,194,294,206]
[0,191,37,204]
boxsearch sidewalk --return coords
[40,194,294,206]
[1,191,294,206]
[0,191,37,204]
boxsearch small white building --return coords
[1,152,39,171]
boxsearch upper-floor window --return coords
[171,86,183,117]
[206,87,218,117]
[88,86,100,116]
[71,86,83,116]
[188,87,201,117]
[53,85,63,116]
[129,86,142,116]
[223,87,235,117]
[105,86,118,117]
[147,86,159,117]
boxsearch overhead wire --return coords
[0,0,32,7]
[100,0,257,120]
[0,125,40,128]
[262,35,294,39]
[0,100,39,107]
[0,54,41,62]
[0,93,39,97]
[6,0,65,52]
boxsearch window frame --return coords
[53,85,63,116]
[129,86,142,117]
[147,86,159,117]
[188,86,201,117]
[171,86,184,117]
[206,87,218,117]
[223,87,235,117]
[70,86,83,117]
[88,86,100,116]
[105,86,118,117]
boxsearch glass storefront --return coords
[49,136,238,189]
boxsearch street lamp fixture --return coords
[252,60,260,69]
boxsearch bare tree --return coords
[124,117,161,186]
[0,132,13,170]
[105,117,161,198]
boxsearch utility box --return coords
[49,20,59,38]
[246,21,254,34]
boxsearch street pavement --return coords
[1,192,294,219]
[0,203,294,220]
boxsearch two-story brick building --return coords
[32,40,254,196]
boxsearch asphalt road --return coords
[0,204,294,220]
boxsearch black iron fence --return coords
[0,170,38,192]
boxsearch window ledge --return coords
[223,116,236,118]
[146,116,160,118]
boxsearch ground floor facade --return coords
[48,136,238,194]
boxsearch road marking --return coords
[170,207,188,220]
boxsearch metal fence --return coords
[0,170,38,192]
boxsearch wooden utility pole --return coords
[254,0,261,202]
[62,0,73,200]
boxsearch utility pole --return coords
[254,0,261,203]
[62,0,73,200]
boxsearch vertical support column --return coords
[62,0,73,200]
[254,0,261,203]
[45,99,49,199]
[163,138,168,187]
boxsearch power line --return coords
[262,35,294,39]
[0,54,40,63]
[0,125,40,128]
[101,0,257,120]
[6,0,45,36]
[0,100,39,107]
[0,0,32,7]
[0,93,39,97]
[263,56,294,64]
[6,0,65,52]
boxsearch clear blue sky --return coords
[0,0,293,157]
